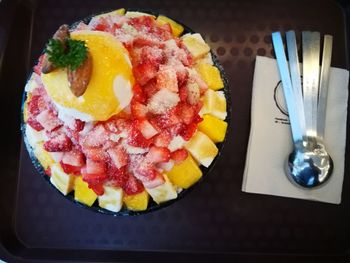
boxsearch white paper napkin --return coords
[242,56,349,204]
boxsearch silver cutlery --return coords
[272,30,333,188]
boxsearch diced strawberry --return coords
[60,161,82,175]
[73,119,85,132]
[33,54,45,75]
[143,173,165,189]
[95,23,108,31]
[132,36,161,48]
[107,147,128,169]
[171,149,188,164]
[193,114,203,124]
[36,109,62,131]
[132,84,146,103]
[64,127,80,145]
[107,165,128,188]
[43,134,72,152]
[129,16,154,31]
[143,78,159,98]
[27,117,44,131]
[102,139,119,151]
[27,95,41,116]
[175,103,195,125]
[133,61,159,86]
[153,131,172,147]
[83,147,108,162]
[146,146,171,163]
[123,174,145,195]
[151,109,181,129]
[136,119,159,139]
[141,46,165,65]
[86,158,106,175]
[156,67,178,92]
[45,167,51,177]
[88,183,105,196]
[175,64,189,86]
[180,123,198,141]
[128,125,153,148]
[131,100,148,119]
[81,124,109,147]
[178,86,188,102]
[62,149,85,167]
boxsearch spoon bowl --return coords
[286,139,333,188]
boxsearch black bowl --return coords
[21,8,232,216]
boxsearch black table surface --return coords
[0,0,350,262]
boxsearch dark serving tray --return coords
[1,0,349,262]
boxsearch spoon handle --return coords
[302,31,320,139]
[317,35,333,141]
[286,31,306,138]
[272,32,303,143]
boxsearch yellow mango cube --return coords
[166,155,202,189]
[34,143,55,170]
[182,33,210,59]
[156,15,184,37]
[50,164,75,195]
[123,191,149,211]
[200,89,227,120]
[185,131,218,168]
[196,63,224,90]
[74,176,97,207]
[95,8,125,19]
[198,114,228,143]
[145,175,177,204]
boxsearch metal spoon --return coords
[272,31,334,188]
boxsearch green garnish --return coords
[46,38,88,71]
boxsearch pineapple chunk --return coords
[125,11,155,18]
[74,176,97,207]
[185,131,218,167]
[182,33,210,59]
[196,63,224,90]
[200,89,227,120]
[166,154,202,189]
[34,143,55,170]
[98,185,123,212]
[156,15,184,37]
[198,114,228,143]
[25,125,45,147]
[123,191,149,211]
[95,8,125,18]
[195,52,214,66]
[50,164,75,195]
[145,175,177,204]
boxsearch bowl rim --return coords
[20,7,232,216]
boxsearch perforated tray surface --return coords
[1,0,349,262]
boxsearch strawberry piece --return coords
[156,67,178,92]
[107,165,128,188]
[64,127,80,145]
[60,161,82,175]
[45,167,51,177]
[81,124,109,147]
[175,103,195,125]
[141,46,164,65]
[128,125,152,148]
[44,134,72,152]
[27,95,41,116]
[73,119,85,132]
[136,119,159,139]
[131,100,148,119]
[193,114,203,124]
[146,146,171,163]
[62,149,85,167]
[86,158,106,175]
[153,131,172,148]
[107,147,128,169]
[180,123,198,141]
[178,86,188,103]
[133,61,159,86]
[88,183,105,196]
[33,54,45,75]
[123,174,144,195]
[27,117,44,131]
[143,78,159,98]
[36,109,62,131]
[132,84,146,103]
[143,173,165,189]
[151,109,181,129]
[171,149,188,164]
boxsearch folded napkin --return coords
[242,56,349,204]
